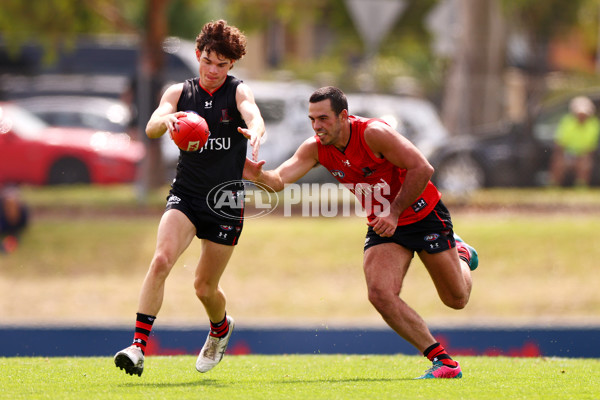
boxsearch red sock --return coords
[132,313,156,354]
[209,314,229,338]
[456,242,471,265]
[423,342,458,367]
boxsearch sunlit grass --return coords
[2,355,599,400]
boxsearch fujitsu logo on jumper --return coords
[198,137,231,153]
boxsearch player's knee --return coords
[193,279,215,304]
[442,293,469,310]
[149,252,174,278]
[367,286,393,310]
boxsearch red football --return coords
[170,112,210,152]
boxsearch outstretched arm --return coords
[243,137,320,192]
[236,83,266,161]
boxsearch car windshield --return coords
[37,110,125,132]
[0,104,47,140]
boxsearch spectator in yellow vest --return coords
[550,96,600,186]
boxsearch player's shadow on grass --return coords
[118,379,224,388]
[275,377,413,383]
[118,377,414,388]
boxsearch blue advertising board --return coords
[0,325,597,358]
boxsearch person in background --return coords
[0,186,29,254]
[243,86,478,379]
[550,96,600,187]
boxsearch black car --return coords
[430,93,600,194]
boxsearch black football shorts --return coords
[165,191,243,246]
[364,200,455,254]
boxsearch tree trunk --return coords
[137,0,169,197]
[441,0,506,135]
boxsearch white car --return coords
[345,93,450,160]
[247,80,317,169]
[247,88,451,183]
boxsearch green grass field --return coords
[2,355,599,400]
[3,186,600,399]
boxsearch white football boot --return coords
[196,316,235,373]
[114,345,144,377]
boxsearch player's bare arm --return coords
[243,137,319,191]
[364,121,434,237]
[236,83,266,161]
[146,83,186,139]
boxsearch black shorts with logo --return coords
[165,190,243,246]
[363,200,455,254]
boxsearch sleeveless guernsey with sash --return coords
[316,115,441,226]
[171,75,247,223]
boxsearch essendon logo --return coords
[221,109,231,124]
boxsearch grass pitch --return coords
[1,355,599,400]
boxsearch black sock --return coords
[209,314,229,338]
[423,342,458,367]
[132,312,156,354]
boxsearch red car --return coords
[0,102,145,185]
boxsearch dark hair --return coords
[309,86,348,116]
[195,20,247,61]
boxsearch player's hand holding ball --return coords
[170,111,210,152]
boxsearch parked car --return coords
[14,81,316,182]
[13,95,179,179]
[0,102,144,185]
[248,80,317,169]
[429,93,600,193]
[14,96,132,133]
[345,93,450,160]
[247,89,453,183]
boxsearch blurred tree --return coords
[136,0,170,193]
[436,0,596,135]
[378,0,439,95]
[441,0,506,135]
[0,0,137,61]
[500,0,592,117]
[2,0,597,150]
[227,0,326,72]
[227,0,323,31]
[166,0,215,39]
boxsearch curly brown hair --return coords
[195,20,247,61]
